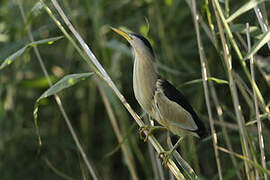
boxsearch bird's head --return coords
[111,27,155,60]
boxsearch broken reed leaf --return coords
[0,36,64,70]
[33,73,93,146]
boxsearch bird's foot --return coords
[139,126,167,142]
[158,137,184,167]
[158,149,174,167]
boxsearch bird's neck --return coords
[133,54,158,114]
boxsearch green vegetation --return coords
[0,0,269,179]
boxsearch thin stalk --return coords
[211,0,254,179]
[213,119,270,134]
[246,23,267,180]
[208,80,241,180]
[156,157,166,180]
[54,95,98,180]
[17,1,98,179]
[153,2,174,63]
[185,0,217,48]
[225,0,230,17]
[233,71,270,121]
[45,0,185,178]
[147,117,165,180]
[96,78,138,180]
[234,75,254,110]
[190,0,223,179]
[44,158,76,180]
[261,3,269,26]
[147,141,160,180]
[233,72,253,98]
[167,135,197,180]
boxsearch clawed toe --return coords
[139,126,167,142]
[158,150,173,166]
[139,126,152,142]
[158,137,184,166]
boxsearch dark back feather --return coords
[161,79,207,138]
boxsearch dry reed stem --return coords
[189,0,223,179]
[96,78,139,180]
[246,23,267,180]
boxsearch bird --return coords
[111,27,207,164]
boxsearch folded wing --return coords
[154,78,206,138]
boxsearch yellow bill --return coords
[111,27,132,41]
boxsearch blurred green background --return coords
[1,0,270,179]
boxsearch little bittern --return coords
[112,27,206,163]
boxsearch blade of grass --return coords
[246,113,270,126]
[32,73,96,176]
[229,24,262,39]
[226,0,268,23]
[37,73,93,102]
[179,77,228,88]
[0,36,63,70]
[244,29,270,60]
[33,73,93,146]
[213,119,270,135]
[217,146,270,176]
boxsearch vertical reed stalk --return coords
[211,0,254,179]
[190,0,223,179]
[246,23,267,180]
[96,78,139,180]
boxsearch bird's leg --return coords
[139,126,167,142]
[158,136,184,166]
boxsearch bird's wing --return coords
[154,78,206,135]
